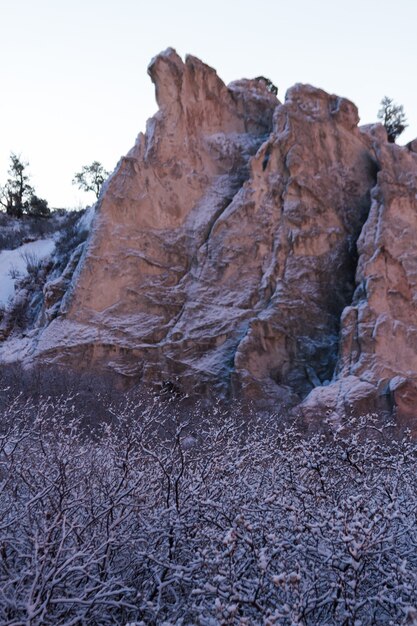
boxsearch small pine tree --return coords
[377,96,408,143]
[254,76,278,96]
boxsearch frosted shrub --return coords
[0,397,416,625]
[20,249,41,275]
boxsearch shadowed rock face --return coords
[4,49,417,419]
[322,130,417,421]
[302,131,417,422]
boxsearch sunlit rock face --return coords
[5,48,417,419]
[32,49,279,389]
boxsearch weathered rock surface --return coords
[30,49,279,388]
[2,49,417,419]
[313,129,417,418]
[301,127,417,420]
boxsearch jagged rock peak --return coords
[148,48,229,110]
[146,48,278,137]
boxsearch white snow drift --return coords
[0,238,55,306]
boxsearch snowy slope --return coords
[0,239,55,306]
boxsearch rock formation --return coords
[2,48,417,419]
[305,130,417,421]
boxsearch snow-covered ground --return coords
[0,238,55,306]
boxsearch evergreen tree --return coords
[378,96,408,143]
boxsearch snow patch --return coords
[0,238,55,306]
[77,206,95,233]
[0,335,33,363]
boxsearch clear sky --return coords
[1,0,416,208]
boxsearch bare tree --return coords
[72,161,110,199]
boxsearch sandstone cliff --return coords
[2,49,417,419]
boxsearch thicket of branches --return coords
[0,396,416,625]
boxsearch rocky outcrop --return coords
[30,49,279,386]
[307,127,417,421]
[2,49,417,420]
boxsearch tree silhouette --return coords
[377,96,408,143]
[254,75,278,95]
[72,161,110,199]
[0,153,49,218]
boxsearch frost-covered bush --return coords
[0,398,416,625]
[53,208,89,272]
[20,249,42,275]
[0,211,62,252]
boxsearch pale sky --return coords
[1,0,416,208]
